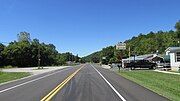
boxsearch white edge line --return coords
[0,67,71,94]
[91,64,126,101]
[0,67,71,86]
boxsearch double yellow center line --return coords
[41,65,84,101]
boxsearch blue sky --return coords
[0,0,180,57]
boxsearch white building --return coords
[165,47,180,71]
[122,54,163,68]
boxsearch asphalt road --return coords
[0,64,169,101]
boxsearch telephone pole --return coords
[38,47,41,69]
[129,47,131,62]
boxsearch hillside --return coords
[83,21,180,64]
[125,30,177,55]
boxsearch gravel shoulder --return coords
[1,66,70,75]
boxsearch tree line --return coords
[83,21,180,64]
[0,32,81,68]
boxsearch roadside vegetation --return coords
[83,21,180,64]
[0,72,31,84]
[0,32,84,68]
[118,70,180,101]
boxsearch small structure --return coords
[122,54,163,68]
[165,47,180,71]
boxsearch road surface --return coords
[0,64,169,101]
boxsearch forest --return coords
[0,32,81,68]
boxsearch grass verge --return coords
[118,70,180,101]
[0,72,31,84]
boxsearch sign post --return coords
[115,42,126,72]
[116,42,126,50]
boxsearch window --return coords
[176,52,180,62]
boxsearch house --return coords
[165,47,180,71]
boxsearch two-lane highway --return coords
[0,64,169,101]
[0,66,81,101]
[49,64,169,101]
[52,64,125,101]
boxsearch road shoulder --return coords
[95,65,169,101]
[0,66,70,86]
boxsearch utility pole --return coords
[114,46,116,62]
[38,47,41,69]
[129,47,131,62]
[116,42,126,72]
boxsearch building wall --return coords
[166,51,170,55]
[170,53,180,71]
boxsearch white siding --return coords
[166,51,170,55]
[170,53,180,71]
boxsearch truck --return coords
[123,60,157,70]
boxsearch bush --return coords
[0,65,14,69]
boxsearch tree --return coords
[79,58,86,63]
[175,21,180,40]
[82,51,101,62]
[92,56,100,63]
[109,57,116,64]
[100,46,114,64]
[0,43,5,67]
[2,41,32,67]
[17,32,31,42]
[56,53,66,65]
[0,43,5,52]
[175,21,180,31]
[55,52,78,65]
[75,54,80,63]
[1,38,63,67]
[0,31,80,67]
[114,49,125,63]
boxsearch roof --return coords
[122,54,163,62]
[122,54,155,61]
[165,47,180,52]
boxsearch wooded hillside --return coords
[83,21,180,64]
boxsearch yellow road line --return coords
[41,65,84,101]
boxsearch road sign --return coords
[102,57,106,59]
[116,42,126,50]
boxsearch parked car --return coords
[109,63,121,68]
[124,60,157,70]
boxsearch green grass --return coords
[118,70,180,101]
[0,72,31,84]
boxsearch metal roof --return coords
[122,54,163,62]
[122,54,155,61]
[165,47,180,52]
